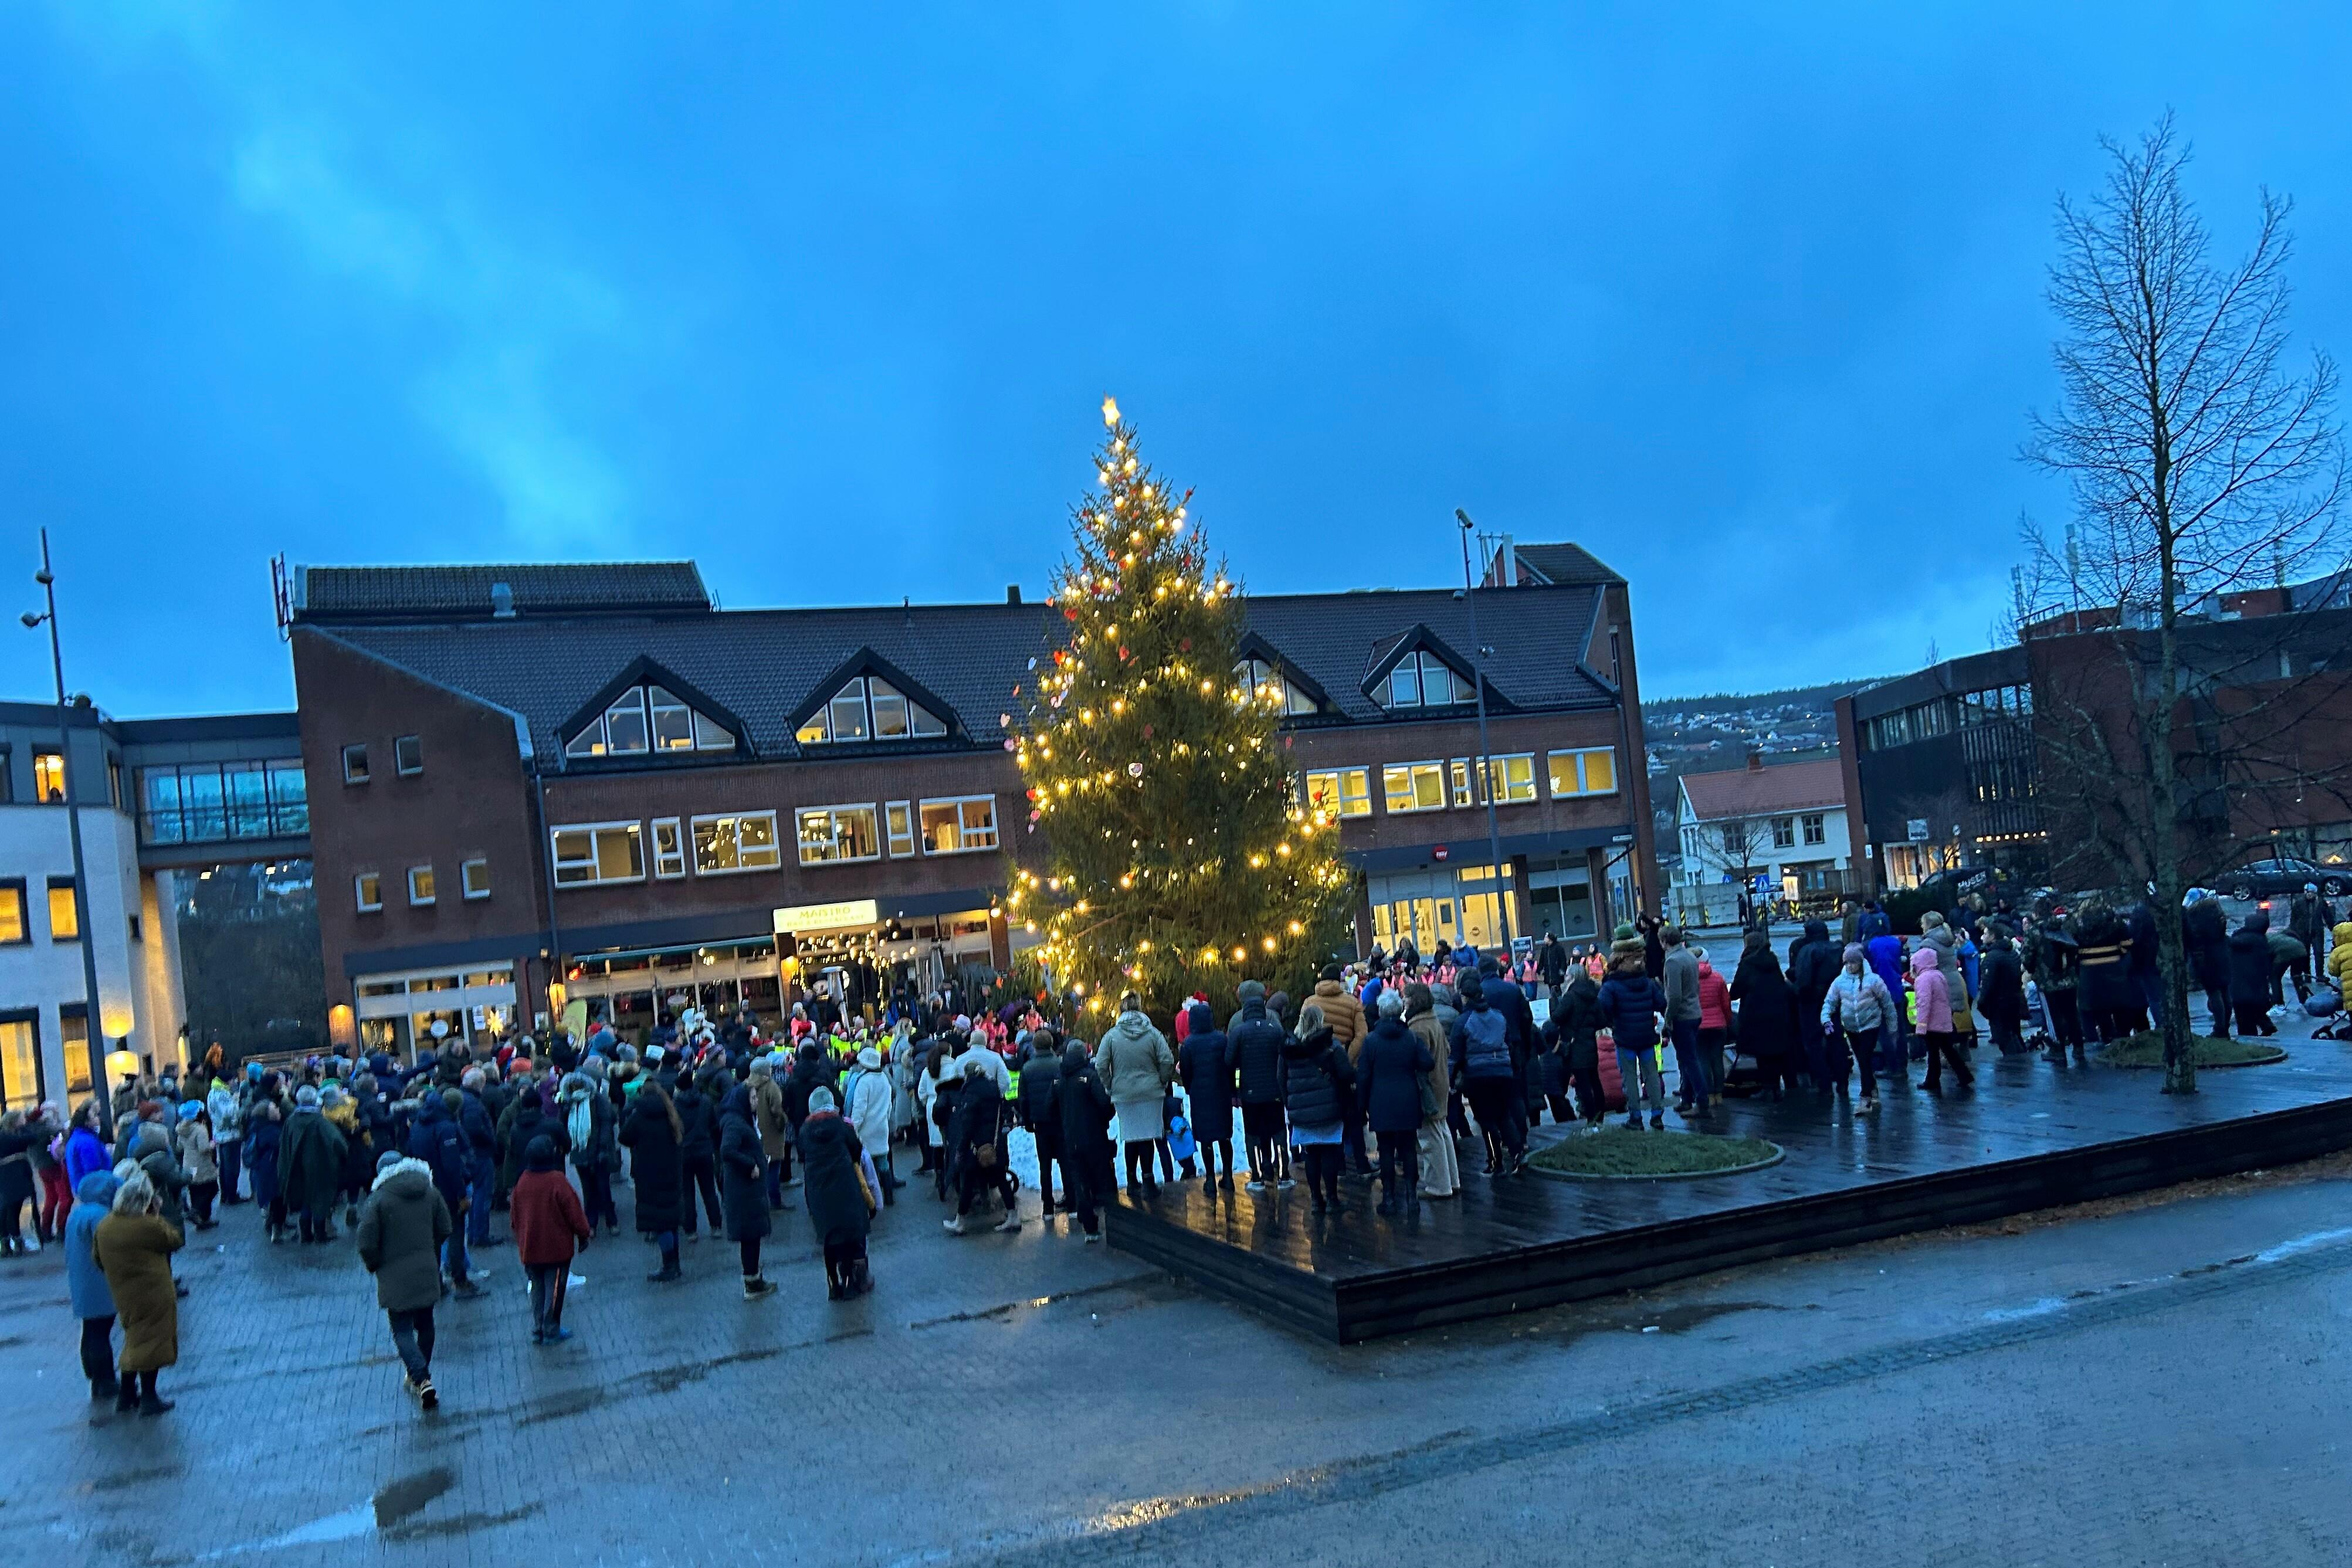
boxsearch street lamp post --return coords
[1454,510,1516,955]
[21,528,113,1135]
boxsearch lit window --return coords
[564,685,734,758]
[0,882,25,943]
[1486,754,1537,805]
[461,858,491,900]
[1547,748,1618,797]
[885,802,917,858]
[1304,769,1371,819]
[394,735,424,776]
[1236,657,1320,715]
[342,744,370,785]
[32,749,65,803]
[408,866,436,906]
[797,805,882,865]
[355,873,382,912]
[797,676,948,745]
[47,880,77,941]
[0,1017,40,1113]
[919,796,998,854]
[1802,813,1826,846]
[652,818,686,879]
[1450,759,1479,808]
[1382,651,1475,710]
[1382,761,1448,814]
[551,822,646,886]
[692,811,783,874]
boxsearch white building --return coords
[1674,754,1853,919]
[1,700,304,1111]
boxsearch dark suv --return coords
[2221,856,2348,901]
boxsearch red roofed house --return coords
[1675,752,1854,918]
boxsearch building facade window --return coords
[564,684,736,759]
[797,805,882,865]
[1450,759,1479,808]
[1486,754,1538,805]
[1235,657,1320,715]
[1546,748,1618,798]
[652,819,686,878]
[919,796,998,854]
[407,866,436,905]
[138,760,307,846]
[461,858,491,900]
[0,1014,41,1113]
[551,822,646,886]
[693,810,783,874]
[47,879,77,941]
[1382,761,1448,814]
[342,744,370,784]
[108,759,123,809]
[355,873,382,912]
[1381,650,1475,710]
[884,802,917,857]
[395,735,424,775]
[1802,812,1826,846]
[33,748,65,803]
[796,676,948,745]
[0,881,25,944]
[1771,817,1796,849]
[1304,768,1372,819]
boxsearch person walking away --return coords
[1660,926,1707,1115]
[558,1073,621,1237]
[1355,991,1433,1216]
[175,1104,219,1230]
[245,1085,284,1240]
[1694,948,1734,1102]
[513,1134,597,1332]
[844,1047,897,1206]
[1229,987,1292,1191]
[1727,931,1800,1101]
[943,1060,1021,1235]
[1282,1003,1355,1216]
[619,1078,687,1282]
[207,1076,243,1205]
[1177,1002,1237,1195]
[456,1070,499,1247]
[1865,930,1910,1080]
[1977,929,2028,1055]
[2226,912,2282,1036]
[1597,930,1669,1129]
[278,1085,348,1243]
[1912,946,1973,1092]
[406,1090,479,1295]
[1015,1027,1065,1217]
[1054,1040,1117,1241]
[356,1150,453,1409]
[67,1169,121,1403]
[798,1087,876,1296]
[1094,995,1176,1200]
[2185,895,2234,1038]
[748,1056,791,1210]
[1821,946,1893,1112]
[1786,919,1836,1091]
[92,1172,182,1416]
[1449,976,1527,1173]
[1404,983,1463,1193]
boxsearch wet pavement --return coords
[9,1063,2352,1566]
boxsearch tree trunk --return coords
[2150,399,2197,1094]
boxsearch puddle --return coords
[192,1465,458,1559]
[372,1466,456,1528]
[383,1502,541,1542]
[909,1274,1158,1329]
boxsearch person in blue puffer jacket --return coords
[67,1169,122,1402]
[1596,930,1669,1129]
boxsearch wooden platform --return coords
[1105,1047,2352,1342]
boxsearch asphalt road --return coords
[8,1102,2352,1568]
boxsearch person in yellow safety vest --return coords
[2328,921,2352,996]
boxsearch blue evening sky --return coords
[4,4,2348,715]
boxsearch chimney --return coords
[1006,585,1022,605]
[1499,534,1516,586]
[1746,748,1764,772]
[490,582,516,619]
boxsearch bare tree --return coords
[2020,116,2344,1092]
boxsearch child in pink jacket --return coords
[1911,946,1972,1092]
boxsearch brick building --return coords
[287,550,1658,1054]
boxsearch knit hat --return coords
[1842,943,1866,966]
[1237,979,1266,1004]
[1612,922,1637,941]
[376,1149,405,1176]
[179,1100,203,1121]
[523,1135,561,1173]
[441,1087,464,1114]
[808,1086,837,1114]
[858,1046,882,1070]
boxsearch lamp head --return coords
[33,569,53,586]
[19,611,42,629]
[1454,508,1475,530]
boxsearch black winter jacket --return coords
[1177,1022,1236,1143]
[1229,1003,1288,1106]
[1353,1018,1432,1135]
[673,1084,718,1169]
[1279,1029,1353,1129]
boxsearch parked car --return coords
[2218,855,2348,901]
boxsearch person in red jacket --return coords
[1694,951,1734,1105]
[509,1136,591,1345]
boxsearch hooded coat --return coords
[2227,914,2275,1003]
[716,1086,772,1244]
[1352,1016,1433,1135]
[672,1078,719,1170]
[1727,947,1798,1060]
[1175,1003,1236,1143]
[2185,898,2232,992]
[66,1170,121,1320]
[277,1106,346,1215]
[1094,1009,1175,1107]
[1016,1040,1064,1145]
[1310,979,1365,1053]
[1911,947,1954,1033]
[1055,1044,1117,1165]
[795,1109,871,1248]
[1229,1000,1289,1106]
[1978,941,2026,1030]
[619,1087,685,1235]
[1279,1027,1353,1131]
[356,1158,453,1312]
[93,1208,184,1372]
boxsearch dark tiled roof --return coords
[296,562,711,622]
[313,582,1617,765]
[1512,543,1623,586]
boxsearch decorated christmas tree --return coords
[1008,398,1354,1023]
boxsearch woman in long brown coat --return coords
[92,1172,185,1416]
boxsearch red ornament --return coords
[1283,735,1294,749]
[1063,608,1077,621]
[1118,645,1130,661]
[1179,638,1191,651]
[1142,724,1153,738]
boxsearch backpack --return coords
[1460,1007,1512,1077]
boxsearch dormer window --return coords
[1383,650,1476,710]
[797,676,948,745]
[1235,657,1322,716]
[565,684,735,759]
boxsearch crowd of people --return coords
[14,883,2342,1421]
